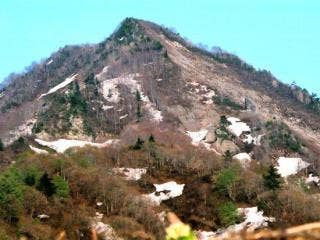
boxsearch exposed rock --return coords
[204,127,216,143]
[213,139,240,154]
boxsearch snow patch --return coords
[46,59,53,65]
[276,157,310,178]
[35,138,120,153]
[198,207,275,239]
[37,214,50,219]
[119,114,128,120]
[29,145,48,154]
[39,74,78,98]
[227,117,251,137]
[113,168,147,181]
[101,73,162,122]
[243,134,264,146]
[233,152,251,168]
[305,174,320,185]
[102,105,114,110]
[144,181,185,205]
[186,129,208,146]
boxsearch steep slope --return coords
[1,18,320,239]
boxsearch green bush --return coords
[52,175,69,199]
[0,169,24,222]
[214,167,238,197]
[267,121,301,152]
[218,202,241,226]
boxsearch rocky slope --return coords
[0,18,320,239]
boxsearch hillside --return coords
[0,18,320,239]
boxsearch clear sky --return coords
[1,0,319,94]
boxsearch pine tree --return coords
[148,134,155,143]
[0,138,3,151]
[37,173,55,197]
[133,137,144,150]
[263,165,282,191]
[135,90,142,121]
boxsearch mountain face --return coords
[1,18,319,147]
[1,18,320,239]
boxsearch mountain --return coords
[0,18,320,239]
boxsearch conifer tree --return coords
[263,165,282,191]
[0,138,3,151]
[37,173,55,197]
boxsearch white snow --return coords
[35,138,120,153]
[243,134,264,146]
[276,157,310,178]
[102,105,114,110]
[233,153,251,168]
[227,117,251,137]
[186,129,208,146]
[37,214,50,219]
[144,181,185,205]
[305,174,320,186]
[113,168,147,181]
[237,207,275,231]
[46,59,53,65]
[147,105,163,122]
[119,114,128,120]
[29,145,48,154]
[100,73,163,122]
[96,202,103,206]
[198,207,274,239]
[39,74,78,99]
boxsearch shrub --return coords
[52,175,69,199]
[0,169,24,223]
[267,121,301,152]
[218,202,241,227]
[23,167,41,186]
[214,167,239,200]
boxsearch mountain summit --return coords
[0,18,320,239]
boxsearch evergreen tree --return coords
[148,134,155,143]
[0,138,3,151]
[135,90,142,121]
[133,137,144,150]
[263,165,282,191]
[52,176,69,198]
[37,173,55,197]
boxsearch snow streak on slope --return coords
[145,181,185,205]
[113,168,147,180]
[276,157,310,178]
[186,129,208,145]
[39,74,78,98]
[29,145,48,154]
[198,207,275,240]
[227,117,251,137]
[100,72,163,122]
[35,138,119,153]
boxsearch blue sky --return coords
[1,0,319,94]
